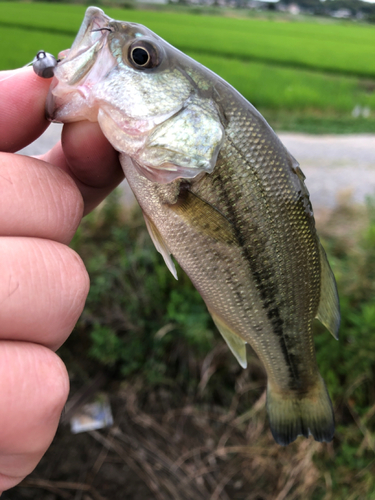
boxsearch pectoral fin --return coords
[169,190,237,245]
[210,312,247,369]
[143,213,178,280]
[316,244,340,340]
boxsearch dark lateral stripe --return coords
[212,168,301,387]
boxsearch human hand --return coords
[0,67,124,492]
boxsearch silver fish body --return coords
[47,7,340,445]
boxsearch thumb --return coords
[0,67,52,153]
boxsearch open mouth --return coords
[64,7,112,63]
[45,8,118,122]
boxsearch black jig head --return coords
[32,51,57,79]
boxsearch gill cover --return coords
[113,23,225,183]
[135,96,224,184]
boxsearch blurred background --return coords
[1,1,375,498]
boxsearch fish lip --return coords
[45,92,55,121]
[45,79,59,121]
[53,7,112,77]
[69,7,111,56]
[46,8,117,122]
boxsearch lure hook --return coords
[91,27,113,33]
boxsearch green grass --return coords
[193,52,375,131]
[3,27,374,117]
[1,3,375,77]
[0,26,73,69]
[1,2,375,132]
[192,52,375,113]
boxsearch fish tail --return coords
[266,374,334,446]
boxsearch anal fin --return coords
[210,312,247,369]
[143,213,178,280]
[316,244,340,340]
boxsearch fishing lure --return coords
[32,50,57,79]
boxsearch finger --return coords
[0,68,52,153]
[0,238,89,351]
[42,121,124,214]
[0,341,69,492]
[0,153,83,244]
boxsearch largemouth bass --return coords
[46,7,340,445]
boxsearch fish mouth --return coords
[54,7,113,78]
[46,7,117,122]
[66,7,112,62]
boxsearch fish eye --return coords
[132,47,149,66]
[128,40,160,70]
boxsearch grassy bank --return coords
[1,2,375,132]
[2,3,375,76]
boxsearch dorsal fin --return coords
[316,244,340,340]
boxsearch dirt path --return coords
[280,133,375,210]
[19,124,375,211]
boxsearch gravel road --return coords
[19,123,375,211]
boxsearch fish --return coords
[46,7,340,445]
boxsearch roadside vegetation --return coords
[6,193,375,500]
[1,1,375,132]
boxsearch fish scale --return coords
[125,106,320,391]
[46,6,340,445]
[204,105,319,355]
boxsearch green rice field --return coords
[1,2,375,132]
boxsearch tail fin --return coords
[266,375,334,446]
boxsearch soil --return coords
[2,378,324,500]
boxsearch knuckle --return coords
[49,243,90,333]
[64,248,90,315]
